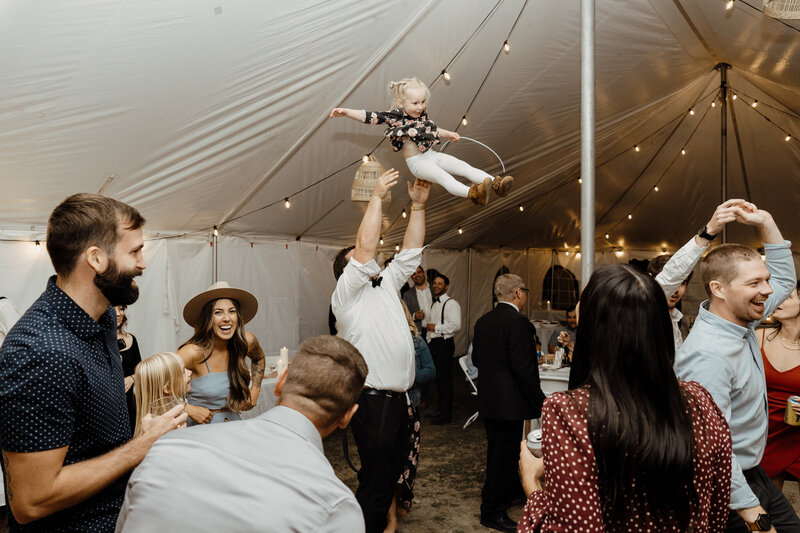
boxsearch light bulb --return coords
[689,108,695,116]
[565,251,570,257]
[458,226,463,235]
[681,148,686,155]
[605,233,610,239]
[725,0,735,10]
[35,240,40,247]
[402,209,407,218]
[786,134,792,142]
[654,185,659,192]
[284,198,291,209]
[379,237,384,245]
[213,226,219,236]
[362,155,369,162]
[711,101,716,108]
[503,41,510,53]
[442,70,451,82]
[578,178,583,184]
[461,116,468,127]
[627,213,632,220]
[615,249,624,257]
[634,145,640,152]
[576,252,581,258]
[752,100,758,108]
[395,244,400,251]
[518,205,524,212]
[732,94,737,100]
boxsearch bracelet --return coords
[410,204,425,211]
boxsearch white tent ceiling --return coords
[2,0,799,252]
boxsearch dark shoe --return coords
[430,415,452,425]
[491,175,514,197]
[480,512,517,532]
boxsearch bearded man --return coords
[0,193,186,533]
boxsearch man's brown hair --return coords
[281,335,368,427]
[700,244,761,297]
[46,193,145,276]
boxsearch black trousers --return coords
[428,337,455,418]
[725,465,800,531]
[350,390,410,533]
[481,417,525,518]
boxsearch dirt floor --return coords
[323,362,800,533]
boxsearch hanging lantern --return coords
[351,155,391,203]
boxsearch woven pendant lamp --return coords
[351,155,391,202]
[764,0,800,18]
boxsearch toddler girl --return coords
[133,351,192,436]
[330,77,513,206]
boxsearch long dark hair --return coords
[180,298,251,411]
[568,264,696,531]
[766,281,800,342]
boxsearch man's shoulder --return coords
[0,298,73,362]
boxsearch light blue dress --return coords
[186,348,241,425]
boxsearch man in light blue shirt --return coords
[115,336,368,533]
[674,204,798,532]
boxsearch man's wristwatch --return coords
[744,512,772,531]
[698,225,718,241]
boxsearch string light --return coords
[634,145,640,152]
[711,101,716,108]
[605,233,610,239]
[615,248,625,257]
[379,236,384,245]
[461,115,468,127]
[576,252,581,258]
[752,100,758,108]
[402,209,407,218]
[518,205,524,212]
[395,244,400,252]
[689,108,695,116]
[442,70,451,82]
[213,226,219,236]
[654,185,659,192]
[681,148,686,155]
[627,213,632,220]
[284,198,291,209]
[786,134,792,142]
[725,0,735,9]
[565,251,570,257]
[503,40,510,53]
[578,178,583,184]
[732,94,737,100]
[458,226,463,235]
[362,155,369,162]
[35,240,40,247]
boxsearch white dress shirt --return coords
[425,293,462,340]
[415,285,432,318]
[655,237,707,350]
[331,248,421,392]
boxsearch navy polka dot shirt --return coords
[0,276,131,532]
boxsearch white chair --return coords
[458,355,479,428]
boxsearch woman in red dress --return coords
[759,282,800,492]
[518,264,732,532]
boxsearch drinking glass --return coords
[150,396,183,416]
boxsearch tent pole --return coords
[719,63,729,244]
[580,0,596,289]
[466,247,472,353]
[211,233,219,283]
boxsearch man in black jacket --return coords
[472,274,545,532]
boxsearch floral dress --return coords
[363,109,440,152]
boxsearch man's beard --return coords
[94,258,142,306]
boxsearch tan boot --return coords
[468,177,491,206]
[492,175,514,197]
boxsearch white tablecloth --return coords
[240,376,280,420]
[532,320,562,350]
[539,366,570,396]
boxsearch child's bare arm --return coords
[329,107,366,122]
[438,128,460,141]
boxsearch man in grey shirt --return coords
[674,204,797,533]
[115,335,368,533]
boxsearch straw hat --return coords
[182,281,258,327]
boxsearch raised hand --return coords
[407,178,431,205]
[329,108,347,118]
[373,169,399,200]
[705,199,747,235]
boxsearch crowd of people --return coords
[0,178,798,533]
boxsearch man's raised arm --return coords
[402,179,431,251]
[353,169,399,264]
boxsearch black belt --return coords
[362,387,404,399]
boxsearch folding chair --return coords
[458,355,479,428]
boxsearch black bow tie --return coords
[371,276,383,288]
[433,297,440,303]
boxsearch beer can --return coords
[785,396,800,426]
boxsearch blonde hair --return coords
[400,300,420,338]
[388,77,430,110]
[133,352,187,436]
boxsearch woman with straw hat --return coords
[178,282,268,425]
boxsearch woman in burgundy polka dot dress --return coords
[518,264,732,532]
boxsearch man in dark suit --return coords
[472,274,545,532]
[401,266,432,337]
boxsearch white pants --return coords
[405,150,493,198]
